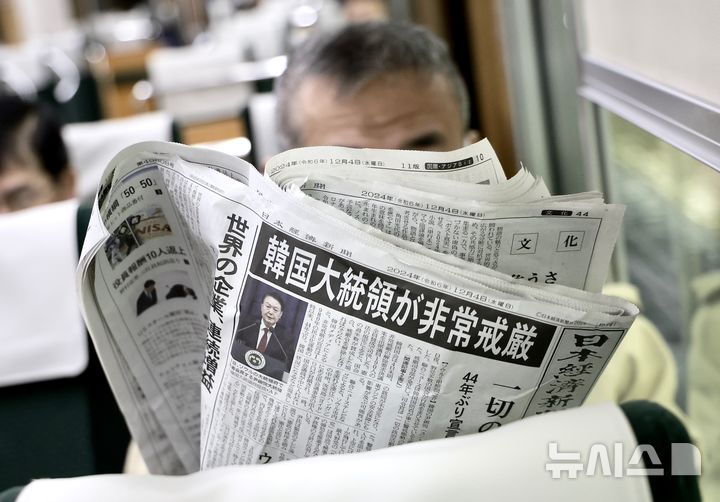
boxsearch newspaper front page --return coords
[78,140,638,476]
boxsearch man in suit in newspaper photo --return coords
[231,292,291,381]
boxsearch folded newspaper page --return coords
[77,140,638,476]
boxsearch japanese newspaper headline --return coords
[77,139,637,474]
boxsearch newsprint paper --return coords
[77,139,638,475]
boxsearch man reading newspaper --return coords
[2,21,695,502]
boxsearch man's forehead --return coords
[295,71,453,109]
[292,71,464,150]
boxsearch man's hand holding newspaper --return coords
[77,139,637,475]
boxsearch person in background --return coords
[274,21,479,154]
[0,93,75,214]
[0,93,130,493]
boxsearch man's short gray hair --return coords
[275,21,470,150]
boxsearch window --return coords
[602,110,720,371]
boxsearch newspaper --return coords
[77,139,638,476]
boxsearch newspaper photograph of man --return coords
[136,279,158,316]
[231,279,307,382]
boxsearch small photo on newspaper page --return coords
[104,205,173,268]
[135,270,198,317]
[230,278,308,382]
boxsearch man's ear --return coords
[463,129,480,146]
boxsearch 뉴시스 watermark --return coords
[546,442,701,479]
